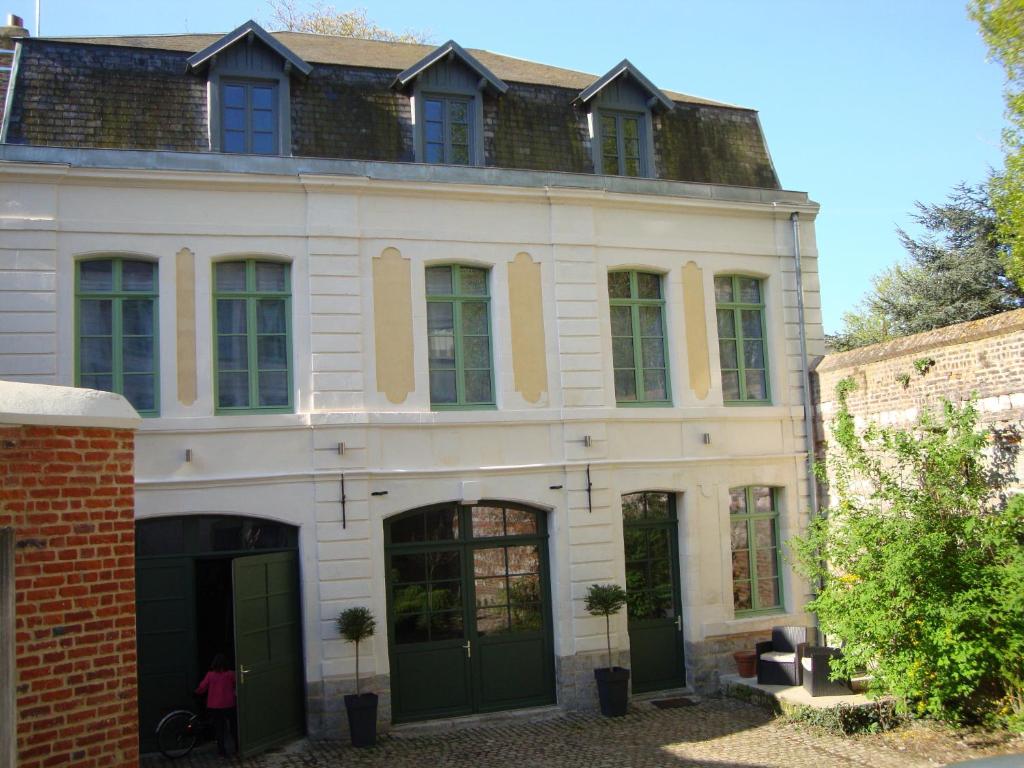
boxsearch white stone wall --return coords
[0,160,824,723]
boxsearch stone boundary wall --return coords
[814,308,1024,493]
[0,423,138,768]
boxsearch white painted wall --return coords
[0,161,825,694]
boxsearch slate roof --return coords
[44,31,739,109]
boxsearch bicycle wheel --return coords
[156,710,199,759]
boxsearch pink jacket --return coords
[195,669,236,709]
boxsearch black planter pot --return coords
[344,692,379,747]
[594,666,630,717]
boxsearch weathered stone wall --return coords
[0,423,138,768]
[814,308,1024,492]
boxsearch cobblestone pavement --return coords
[141,697,944,768]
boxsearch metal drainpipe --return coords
[790,212,819,516]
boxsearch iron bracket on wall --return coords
[340,474,347,529]
[586,464,593,514]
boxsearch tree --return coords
[267,0,430,43]
[336,606,376,696]
[970,0,1024,288]
[828,184,1023,351]
[792,380,1024,726]
[584,583,628,670]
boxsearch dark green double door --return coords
[385,503,555,722]
[623,492,686,693]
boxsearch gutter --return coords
[790,212,819,515]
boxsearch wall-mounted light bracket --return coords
[184,448,193,463]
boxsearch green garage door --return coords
[386,503,555,723]
[622,492,685,693]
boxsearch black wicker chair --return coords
[800,646,853,697]
[756,625,817,686]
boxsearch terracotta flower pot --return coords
[733,650,757,678]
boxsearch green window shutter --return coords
[76,258,159,416]
[729,486,783,615]
[213,260,292,413]
[715,275,770,405]
[608,270,671,405]
[426,265,494,410]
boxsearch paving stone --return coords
[140,696,934,768]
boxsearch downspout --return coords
[790,212,818,516]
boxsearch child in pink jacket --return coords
[195,653,236,757]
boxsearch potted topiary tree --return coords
[337,606,378,747]
[585,583,630,716]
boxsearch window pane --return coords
[464,370,492,403]
[217,300,247,334]
[258,371,289,406]
[122,260,155,292]
[427,550,461,580]
[624,157,641,176]
[429,581,462,612]
[424,99,443,122]
[393,552,429,584]
[390,514,424,544]
[252,109,275,133]
[427,301,454,333]
[731,547,750,579]
[459,268,488,296]
[224,107,246,131]
[463,335,490,369]
[504,509,537,536]
[473,547,506,578]
[716,309,736,338]
[614,369,637,401]
[136,518,184,557]
[425,121,443,143]
[643,368,667,401]
[714,276,734,303]
[637,273,660,299]
[257,300,286,334]
[425,143,444,163]
[741,310,763,339]
[80,300,112,335]
[79,374,113,392]
[257,336,287,369]
[122,337,154,373]
[607,272,630,299]
[610,305,633,337]
[449,100,468,123]
[394,613,428,644]
[123,374,155,411]
[223,130,246,153]
[472,507,505,538]
[719,340,738,369]
[450,122,468,145]
[753,519,777,549]
[79,260,113,292]
[757,578,780,608]
[622,494,645,521]
[642,337,665,369]
[425,266,452,295]
[429,370,457,403]
[216,262,247,292]
[425,508,459,541]
[475,576,507,608]
[733,581,752,611]
[255,263,287,292]
[626,562,648,592]
[721,370,741,400]
[123,300,154,336]
[739,278,761,303]
[622,117,639,140]
[756,547,779,579]
[612,336,634,369]
[461,302,488,335]
[744,340,765,369]
[745,369,767,400]
[645,492,669,519]
[251,86,274,110]
[251,133,275,155]
[218,371,249,408]
[509,573,539,604]
[80,337,112,373]
[507,545,540,575]
[476,607,509,636]
[223,84,246,108]
[511,603,541,632]
[428,333,456,367]
[729,489,747,515]
[639,306,663,336]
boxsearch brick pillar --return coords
[0,424,139,768]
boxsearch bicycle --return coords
[155,702,213,759]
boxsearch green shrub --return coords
[786,701,906,735]
[792,381,1024,726]
[585,583,628,669]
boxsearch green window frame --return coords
[715,275,770,404]
[422,95,473,165]
[729,486,783,615]
[425,264,494,410]
[599,110,645,177]
[75,258,159,416]
[213,260,292,413]
[608,270,671,405]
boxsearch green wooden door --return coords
[622,492,685,693]
[386,503,554,723]
[233,552,305,756]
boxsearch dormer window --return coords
[185,20,311,156]
[577,59,674,179]
[393,40,508,167]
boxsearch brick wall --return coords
[814,308,1024,491]
[0,424,138,768]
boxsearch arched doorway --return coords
[135,515,304,756]
[385,502,555,723]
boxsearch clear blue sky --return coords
[7,0,1006,332]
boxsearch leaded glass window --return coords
[715,275,769,404]
[213,260,291,412]
[608,270,670,404]
[426,265,494,409]
[76,258,159,415]
[729,486,782,613]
